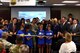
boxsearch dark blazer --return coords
[69,24,80,35]
[52,23,60,35]
[59,22,70,34]
[8,23,19,32]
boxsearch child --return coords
[45,26,53,53]
[17,26,25,36]
[3,24,8,32]
[25,25,33,53]
[37,24,45,53]
[17,26,25,43]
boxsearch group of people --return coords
[0,32,29,53]
[0,13,79,53]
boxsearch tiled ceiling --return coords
[0,0,80,6]
[46,0,80,4]
[37,0,80,6]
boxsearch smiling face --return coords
[73,19,77,24]
[61,17,66,23]
[69,18,72,22]
[39,24,43,30]
[13,18,17,24]
[47,26,51,31]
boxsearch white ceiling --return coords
[0,0,10,2]
[45,0,80,6]
[0,0,80,6]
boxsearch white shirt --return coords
[10,44,29,53]
[0,38,13,48]
[59,41,77,53]
[73,24,77,28]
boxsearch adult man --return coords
[59,17,70,37]
[69,18,80,35]
[0,32,13,49]
[69,18,80,43]
[8,18,18,44]
[8,18,18,33]
[10,37,29,53]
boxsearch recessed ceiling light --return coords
[62,1,79,3]
[43,1,47,2]
[75,4,80,6]
[52,4,66,6]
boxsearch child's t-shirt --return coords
[45,30,53,44]
[25,30,33,48]
[37,30,45,45]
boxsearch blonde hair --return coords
[65,33,72,42]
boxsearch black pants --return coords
[7,35,16,44]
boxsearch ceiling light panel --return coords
[53,4,66,6]
[75,4,80,6]
[62,1,79,3]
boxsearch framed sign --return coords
[10,0,36,6]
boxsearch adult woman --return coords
[59,33,77,53]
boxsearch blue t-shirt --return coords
[17,30,25,35]
[37,30,45,44]
[45,30,53,44]
[17,30,25,43]
[0,29,3,38]
[25,30,33,48]
[3,29,8,32]
[45,30,53,36]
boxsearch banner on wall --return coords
[10,0,36,6]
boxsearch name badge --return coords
[39,32,42,35]
[50,33,52,35]
[46,33,52,35]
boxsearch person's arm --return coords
[72,25,80,36]
[21,45,30,53]
[76,26,80,35]
[2,40,13,48]
[26,46,29,53]
[9,45,16,53]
